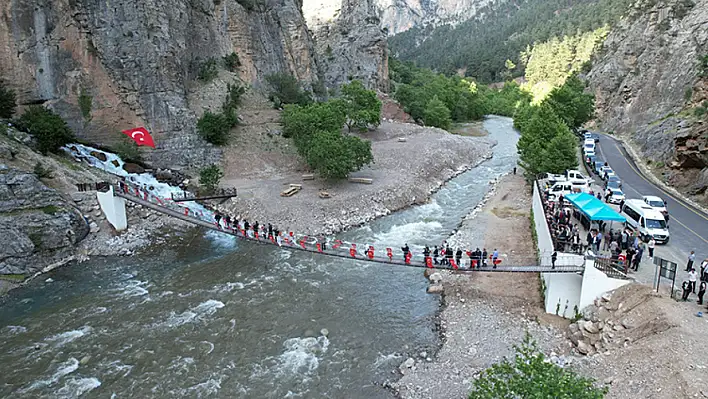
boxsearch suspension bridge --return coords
[97,181,586,273]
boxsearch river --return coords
[0,116,519,398]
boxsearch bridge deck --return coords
[116,190,585,273]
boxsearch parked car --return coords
[594,160,606,174]
[606,175,622,189]
[608,188,625,204]
[607,180,621,190]
[601,168,616,180]
[584,149,596,159]
[642,195,669,221]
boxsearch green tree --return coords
[281,102,345,139]
[516,104,575,177]
[196,111,231,146]
[18,106,75,154]
[198,58,219,82]
[0,81,17,119]
[469,332,607,398]
[199,164,224,193]
[265,73,312,106]
[304,130,373,179]
[337,80,382,131]
[423,96,452,130]
[544,75,595,129]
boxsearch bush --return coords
[423,96,452,130]
[223,83,246,111]
[18,106,75,154]
[695,106,707,118]
[469,332,607,399]
[197,111,232,146]
[113,135,142,163]
[0,81,17,119]
[223,52,241,72]
[265,73,312,106]
[700,55,708,78]
[33,162,54,179]
[199,164,224,193]
[198,58,219,82]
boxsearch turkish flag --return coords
[121,127,156,148]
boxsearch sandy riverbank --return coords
[215,120,494,236]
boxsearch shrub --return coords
[469,332,607,398]
[684,87,693,102]
[199,164,224,193]
[223,52,241,72]
[197,111,232,146]
[695,106,707,118]
[223,83,245,111]
[113,135,142,163]
[198,58,219,82]
[265,73,312,106]
[78,88,92,121]
[700,55,708,77]
[423,96,452,130]
[0,81,17,119]
[18,106,75,154]
[33,162,54,179]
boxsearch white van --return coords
[621,199,670,244]
[545,181,590,201]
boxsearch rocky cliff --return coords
[588,0,708,202]
[0,163,88,275]
[303,0,389,92]
[374,0,495,35]
[0,0,325,169]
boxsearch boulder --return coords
[597,306,611,321]
[428,272,443,283]
[582,321,600,334]
[399,357,415,374]
[577,340,592,355]
[90,151,108,162]
[427,284,444,294]
[122,163,145,174]
[423,268,434,278]
[601,293,612,302]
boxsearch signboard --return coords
[653,256,678,298]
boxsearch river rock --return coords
[399,357,415,374]
[89,222,100,234]
[427,284,444,294]
[320,328,329,337]
[583,321,600,334]
[122,163,145,174]
[428,272,443,283]
[577,340,592,355]
[90,151,108,162]
[80,355,91,365]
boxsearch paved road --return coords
[593,134,708,268]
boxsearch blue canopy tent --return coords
[564,193,626,222]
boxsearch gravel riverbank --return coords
[391,174,572,399]
[217,121,494,236]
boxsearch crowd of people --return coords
[680,252,708,307]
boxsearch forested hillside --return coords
[388,0,633,82]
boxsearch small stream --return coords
[0,116,519,398]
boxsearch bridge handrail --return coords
[114,182,586,272]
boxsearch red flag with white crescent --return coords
[121,127,156,148]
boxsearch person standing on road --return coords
[687,251,696,271]
[633,244,644,272]
[701,258,708,282]
[647,238,656,259]
[698,281,707,305]
[681,280,691,301]
[688,268,698,293]
[621,230,628,250]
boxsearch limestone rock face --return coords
[303,0,389,92]
[0,165,88,275]
[587,0,708,202]
[0,0,321,169]
[373,0,496,35]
